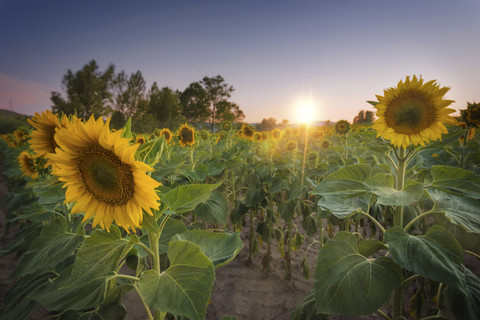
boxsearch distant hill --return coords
[0,108,30,120]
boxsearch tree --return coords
[111,70,146,121]
[256,117,277,131]
[216,100,245,123]
[149,83,183,128]
[354,110,375,124]
[179,82,210,124]
[50,60,115,119]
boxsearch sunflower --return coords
[153,128,161,137]
[254,132,263,141]
[308,151,317,161]
[286,140,297,151]
[284,127,292,137]
[321,140,330,149]
[335,120,350,135]
[177,124,195,147]
[372,76,456,149]
[461,102,480,127]
[13,128,28,143]
[27,110,62,157]
[310,129,324,140]
[1,134,16,148]
[200,130,209,140]
[48,116,160,232]
[240,124,255,140]
[261,132,268,140]
[18,151,38,179]
[135,134,146,145]
[222,121,232,131]
[159,128,173,143]
[271,128,283,140]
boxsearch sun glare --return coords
[295,99,318,125]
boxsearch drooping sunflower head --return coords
[254,132,263,141]
[308,151,317,161]
[321,140,330,149]
[286,140,297,151]
[261,132,269,141]
[159,128,173,143]
[153,128,161,137]
[1,134,16,148]
[222,121,232,131]
[219,131,227,140]
[272,128,283,140]
[27,110,61,157]
[335,120,350,135]
[135,134,146,145]
[461,102,480,128]
[18,151,38,179]
[372,75,456,149]
[48,115,161,232]
[240,124,255,140]
[177,124,195,147]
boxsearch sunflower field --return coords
[1,76,480,320]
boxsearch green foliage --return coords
[162,183,222,213]
[137,240,214,320]
[314,232,403,315]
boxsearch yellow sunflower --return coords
[27,110,61,157]
[135,134,146,145]
[1,134,16,148]
[240,124,255,140]
[48,115,160,232]
[18,151,38,179]
[372,75,456,148]
[310,129,324,140]
[271,128,283,140]
[159,128,173,143]
[222,121,232,131]
[254,132,263,141]
[286,140,297,151]
[200,130,209,140]
[321,140,330,149]
[13,128,28,143]
[461,102,480,127]
[335,120,350,135]
[177,124,195,147]
[261,132,268,140]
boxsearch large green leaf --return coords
[193,191,228,224]
[279,198,296,222]
[137,240,214,320]
[314,232,402,315]
[317,195,369,219]
[384,226,466,291]
[310,164,372,198]
[245,186,266,208]
[157,218,187,254]
[33,226,138,311]
[0,271,56,320]
[11,217,84,278]
[32,178,66,211]
[365,174,423,206]
[431,165,480,199]
[428,189,480,233]
[162,183,221,213]
[172,230,243,268]
[444,267,480,320]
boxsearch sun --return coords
[295,99,318,125]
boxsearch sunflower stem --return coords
[133,283,154,320]
[149,231,161,274]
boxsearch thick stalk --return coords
[247,209,254,265]
[393,147,407,319]
[285,217,293,280]
[149,231,161,274]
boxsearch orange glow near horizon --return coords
[294,98,318,125]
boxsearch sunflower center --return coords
[76,144,134,206]
[180,127,193,142]
[385,94,436,134]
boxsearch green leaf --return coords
[193,191,228,224]
[317,195,368,219]
[428,189,480,234]
[33,227,138,311]
[279,198,296,222]
[32,178,66,211]
[314,232,402,315]
[358,239,388,257]
[205,161,226,176]
[431,165,480,199]
[157,218,187,254]
[444,267,480,320]
[290,289,328,320]
[162,183,221,213]
[245,186,266,208]
[172,230,243,268]
[120,118,133,139]
[138,138,164,167]
[137,240,214,320]
[230,200,248,225]
[384,226,466,291]
[1,271,56,320]
[365,174,423,205]
[11,216,84,278]
[181,164,208,182]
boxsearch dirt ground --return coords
[1,169,478,320]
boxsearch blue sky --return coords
[1,0,479,122]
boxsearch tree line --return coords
[50,60,245,132]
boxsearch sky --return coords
[0,0,479,123]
